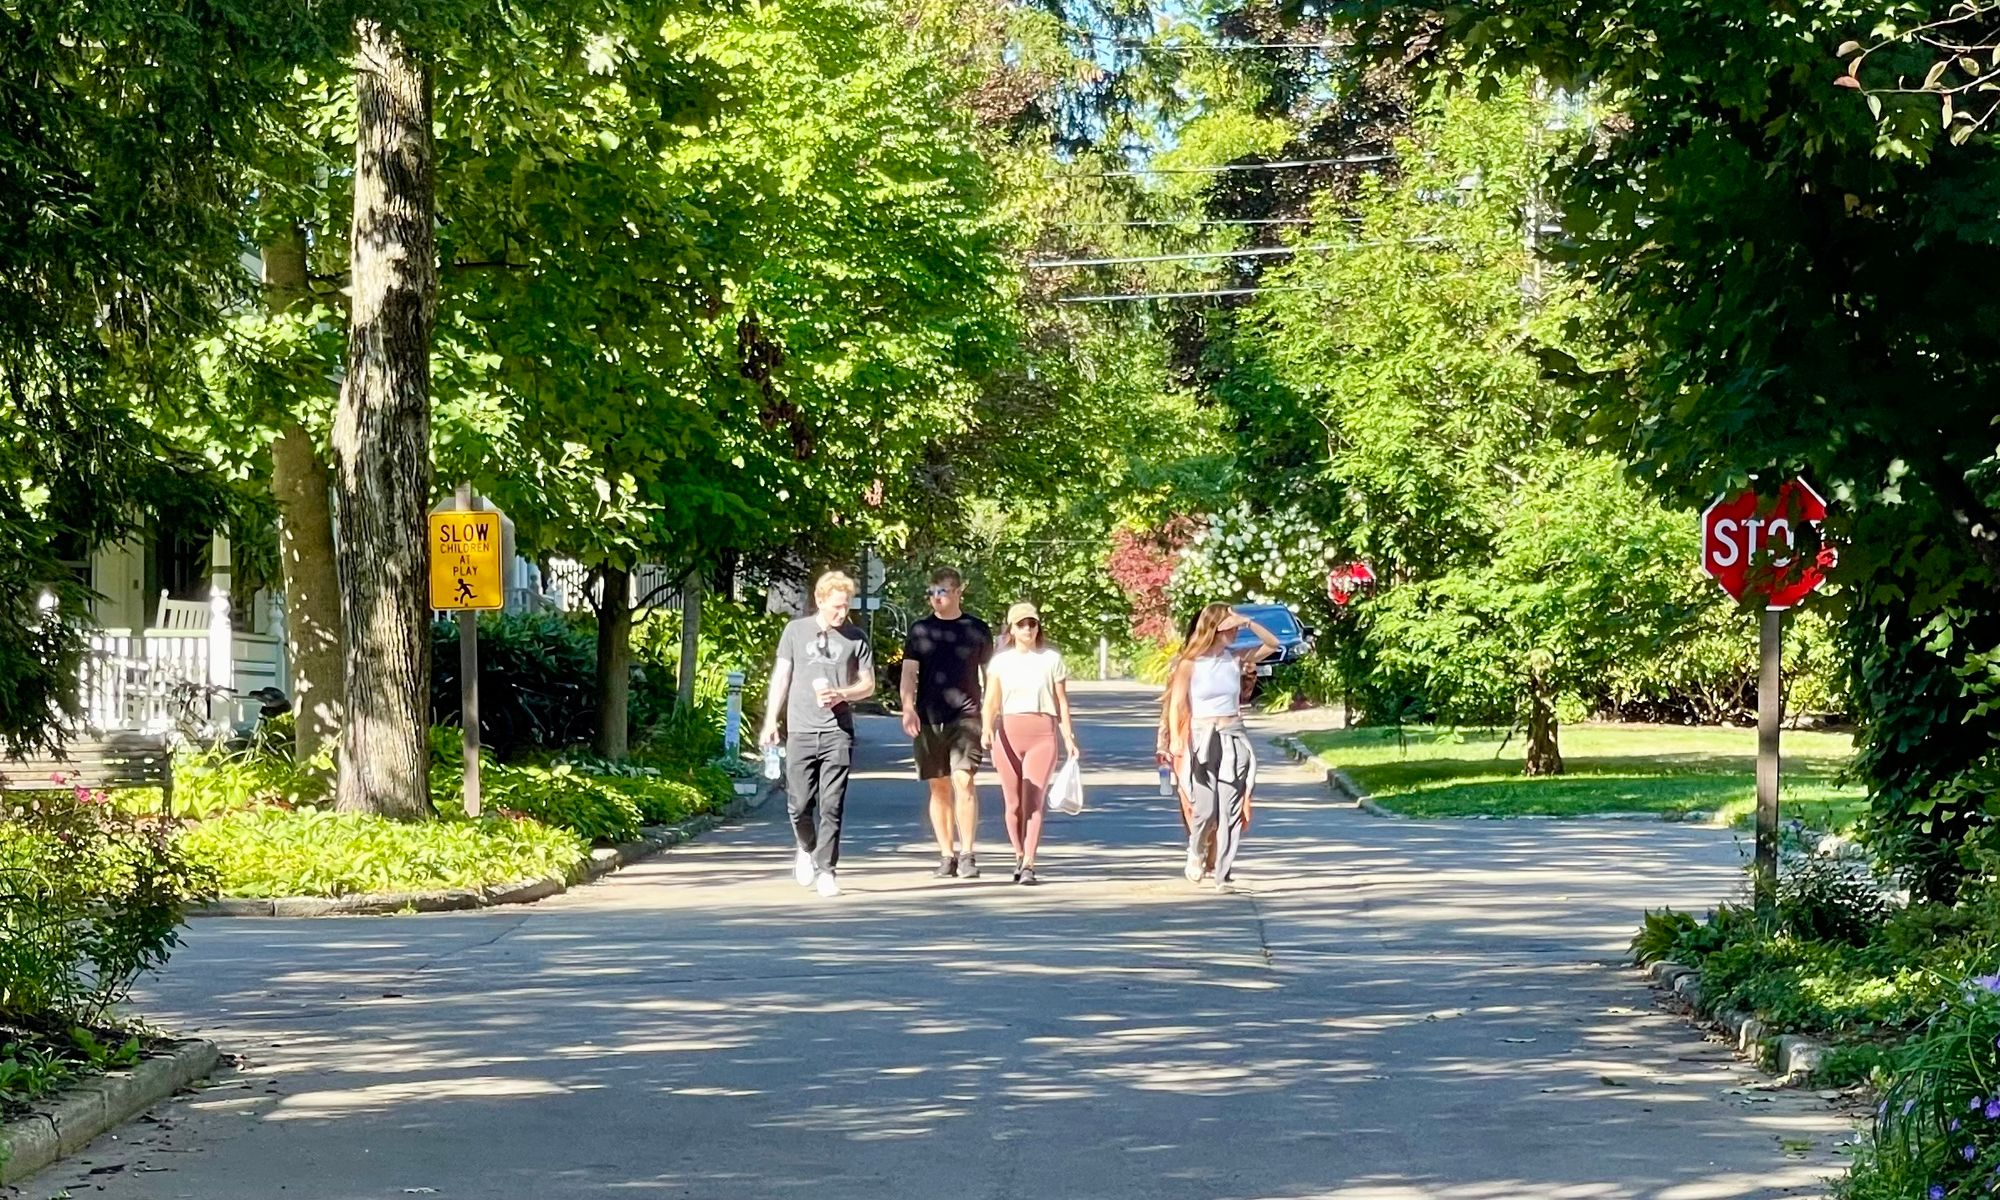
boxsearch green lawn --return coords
[1300,724,1865,826]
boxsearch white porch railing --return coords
[79,633,213,734]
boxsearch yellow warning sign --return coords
[429,511,504,611]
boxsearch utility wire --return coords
[1030,243,1340,268]
[1027,237,1442,269]
[1096,153,1392,178]
[1090,40,1336,51]
[1061,217,1324,227]
[1056,284,1331,303]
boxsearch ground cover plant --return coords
[155,726,739,901]
[1306,724,1862,823]
[177,807,587,899]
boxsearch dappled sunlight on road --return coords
[55,684,1852,1200]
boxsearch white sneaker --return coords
[815,871,841,898]
[794,849,815,887]
[1184,851,1204,883]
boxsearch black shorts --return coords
[914,718,984,780]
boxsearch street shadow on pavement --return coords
[49,686,1845,1200]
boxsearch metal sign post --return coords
[1699,479,1833,924]
[430,487,505,817]
[1754,608,1782,921]
[455,484,481,817]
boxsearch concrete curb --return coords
[1265,735,1371,810]
[1644,959,1828,1081]
[0,1038,221,1186]
[188,781,779,919]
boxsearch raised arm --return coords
[1233,616,1282,666]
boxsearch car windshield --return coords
[1230,605,1300,645]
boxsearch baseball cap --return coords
[1006,601,1041,626]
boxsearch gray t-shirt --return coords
[776,616,871,737]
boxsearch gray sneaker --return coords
[959,853,981,880]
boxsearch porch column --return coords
[209,534,235,726]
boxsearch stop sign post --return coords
[1700,479,1832,922]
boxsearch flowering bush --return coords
[1844,979,2000,1200]
[1169,503,1337,615]
[1107,518,1196,642]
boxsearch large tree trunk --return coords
[1525,661,1564,777]
[263,225,346,761]
[331,18,435,818]
[594,565,633,760]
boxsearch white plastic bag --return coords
[1049,757,1084,816]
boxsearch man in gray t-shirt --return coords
[759,571,874,897]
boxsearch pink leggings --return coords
[996,715,1057,863]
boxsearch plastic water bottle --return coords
[763,744,783,781]
[1158,765,1175,796]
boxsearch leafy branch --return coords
[1836,2,2000,143]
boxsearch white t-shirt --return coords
[988,646,1068,716]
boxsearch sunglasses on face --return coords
[926,587,955,598]
[1015,618,1039,629]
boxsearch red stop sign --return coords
[1701,479,1833,609]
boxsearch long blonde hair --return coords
[1182,603,1234,660]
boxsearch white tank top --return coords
[1188,653,1241,718]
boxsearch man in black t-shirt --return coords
[899,567,993,879]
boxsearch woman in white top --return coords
[981,601,1080,885]
[1164,603,1279,890]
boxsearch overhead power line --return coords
[1057,26,1338,52]
[1096,40,1336,51]
[1096,153,1392,178]
[1056,284,1331,304]
[1027,236,1442,269]
[1061,217,1323,227]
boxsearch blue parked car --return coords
[1229,603,1313,678]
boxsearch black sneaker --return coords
[1018,865,1038,886]
[933,855,958,879]
[959,853,981,879]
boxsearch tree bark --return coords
[332,17,435,818]
[263,225,346,761]
[677,570,703,709]
[1525,662,1564,777]
[595,565,633,760]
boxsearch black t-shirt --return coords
[905,613,993,725]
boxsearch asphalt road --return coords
[28,683,1852,1200]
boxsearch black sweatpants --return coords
[786,729,853,875]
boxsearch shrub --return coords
[431,611,597,758]
[178,807,584,898]
[0,789,214,1028]
[630,599,786,724]
[635,703,725,772]
[1780,849,1893,946]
